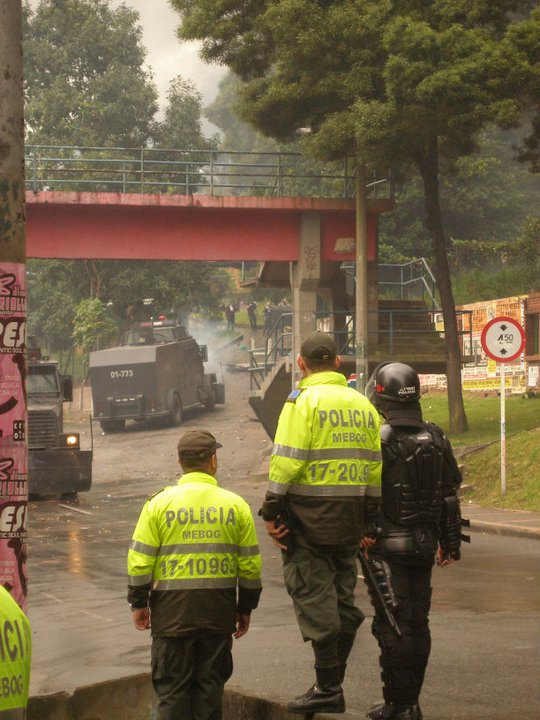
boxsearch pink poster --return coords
[0,263,27,610]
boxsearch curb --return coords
[28,674,154,720]
[28,675,341,720]
[470,519,540,541]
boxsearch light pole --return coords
[355,165,369,394]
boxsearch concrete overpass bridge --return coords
[25,144,386,263]
[24,145,452,436]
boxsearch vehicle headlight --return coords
[63,433,80,448]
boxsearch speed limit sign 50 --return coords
[480,316,526,363]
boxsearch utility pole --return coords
[355,165,369,394]
[0,1,28,610]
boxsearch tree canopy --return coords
[206,73,285,152]
[154,76,217,150]
[27,259,231,354]
[23,0,230,356]
[23,0,158,146]
[173,2,539,158]
[379,129,540,265]
[72,298,118,354]
[23,0,217,151]
[172,0,540,432]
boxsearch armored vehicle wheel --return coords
[60,492,79,504]
[99,419,126,433]
[170,393,183,426]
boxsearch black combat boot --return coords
[287,665,345,714]
[366,702,418,720]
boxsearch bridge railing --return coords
[342,258,440,312]
[25,145,393,200]
[377,258,440,312]
[248,308,473,391]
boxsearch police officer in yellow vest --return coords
[127,430,262,720]
[260,331,382,714]
[0,585,31,719]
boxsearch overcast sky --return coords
[110,0,226,114]
[28,0,226,127]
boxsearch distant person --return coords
[125,304,135,328]
[247,301,257,329]
[260,331,382,715]
[225,302,236,331]
[363,362,469,720]
[263,303,272,334]
[0,585,32,718]
[127,429,262,720]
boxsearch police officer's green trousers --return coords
[282,535,364,667]
[151,631,233,720]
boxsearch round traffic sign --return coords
[481,316,526,363]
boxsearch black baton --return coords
[358,550,402,639]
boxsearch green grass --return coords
[420,392,540,447]
[459,428,540,511]
[420,392,540,510]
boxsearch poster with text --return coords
[0,262,27,609]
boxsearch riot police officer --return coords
[364,362,468,720]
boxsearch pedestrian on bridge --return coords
[127,429,262,720]
[260,331,382,715]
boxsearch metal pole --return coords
[355,165,369,393]
[500,362,506,497]
[289,261,296,391]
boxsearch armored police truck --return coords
[89,321,225,432]
[28,353,93,499]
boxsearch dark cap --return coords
[177,430,222,459]
[300,331,337,361]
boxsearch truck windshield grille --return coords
[28,410,59,449]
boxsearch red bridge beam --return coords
[25,191,393,262]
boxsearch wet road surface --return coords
[26,364,540,719]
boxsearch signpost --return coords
[480,316,526,496]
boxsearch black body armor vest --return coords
[380,420,445,527]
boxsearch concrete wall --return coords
[28,675,337,720]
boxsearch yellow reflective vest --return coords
[263,371,382,546]
[0,586,31,719]
[127,472,262,635]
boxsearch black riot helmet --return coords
[366,362,421,410]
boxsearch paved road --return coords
[26,359,540,719]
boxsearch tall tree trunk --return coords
[84,259,105,299]
[416,140,469,433]
[0,1,28,609]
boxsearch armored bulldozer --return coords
[89,321,225,432]
[28,354,92,499]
